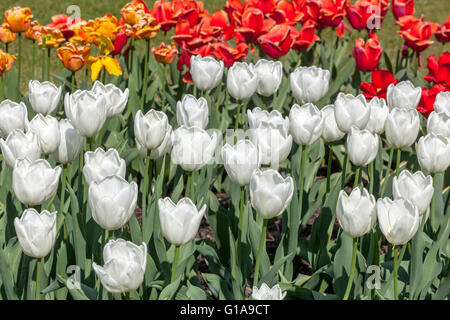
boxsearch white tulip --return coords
[190,55,224,91]
[171,126,218,172]
[254,59,283,97]
[134,109,169,150]
[252,283,286,300]
[137,125,173,160]
[387,80,421,110]
[336,187,376,238]
[251,122,293,166]
[346,126,379,167]
[433,91,450,115]
[29,114,61,155]
[377,198,420,245]
[93,239,147,293]
[249,168,294,219]
[0,99,29,139]
[385,108,420,148]
[416,133,450,173]
[227,62,258,100]
[0,129,41,168]
[158,197,206,246]
[290,66,330,104]
[427,111,450,138]
[289,103,324,146]
[14,209,57,258]
[83,148,126,184]
[321,104,345,143]
[28,80,62,115]
[247,107,289,134]
[13,158,61,206]
[91,81,129,118]
[393,170,434,215]
[89,175,138,230]
[365,97,389,134]
[176,94,209,129]
[334,93,371,133]
[64,90,107,137]
[51,119,84,164]
[222,139,261,186]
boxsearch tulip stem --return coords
[71,71,76,93]
[393,245,399,300]
[254,219,268,287]
[141,39,150,109]
[430,173,437,234]
[47,48,51,81]
[234,101,242,135]
[142,156,152,219]
[60,165,67,241]
[326,145,333,193]
[353,166,361,189]
[18,32,22,91]
[298,145,306,221]
[32,41,36,79]
[185,172,192,198]
[160,63,166,111]
[36,258,41,300]
[215,82,223,113]
[237,186,245,264]
[395,149,401,177]
[170,245,181,283]
[341,149,348,189]
[369,162,374,195]
[343,237,358,300]
[381,148,395,197]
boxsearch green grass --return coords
[0,0,448,91]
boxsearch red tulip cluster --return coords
[359,69,399,100]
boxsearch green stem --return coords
[215,82,223,113]
[170,245,181,283]
[108,230,113,241]
[326,145,333,193]
[343,237,358,300]
[36,258,41,300]
[237,186,245,263]
[430,173,436,233]
[381,148,395,197]
[71,72,75,93]
[47,48,51,81]
[234,101,242,134]
[395,149,401,177]
[18,33,22,90]
[185,172,192,198]
[254,219,268,287]
[393,246,399,300]
[142,156,151,219]
[353,166,361,189]
[141,39,150,109]
[60,165,67,241]
[161,63,166,111]
[124,291,130,300]
[341,148,348,189]
[369,162,374,195]
[299,145,306,220]
[32,41,36,79]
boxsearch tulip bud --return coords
[93,239,147,293]
[134,109,169,150]
[321,105,346,143]
[247,107,289,133]
[290,66,330,104]
[377,198,420,245]
[91,81,129,118]
[13,158,61,206]
[365,97,389,134]
[387,80,421,110]
[249,168,294,219]
[176,94,209,129]
[64,90,107,137]
[222,139,261,187]
[336,187,376,238]
[434,91,450,115]
[51,119,84,164]
[89,175,138,230]
[14,209,57,258]
[251,283,286,300]
[190,55,224,92]
[251,122,293,166]
[416,133,450,173]
[289,103,324,146]
[347,126,379,167]
[28,80,62,116]
[335,93,371,133]
[385,108,420,148]
[393,170,434,215]
[0,99,29,139]
[29,114,61,155]
[0,129,41,168]
[83,148,126,184]
[227,62,258,100]
[254,59,283,97]
[427,111,450,138]
[171,126,218,172]
[158,197,206,246]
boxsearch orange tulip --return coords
[86,35,122,81]
[121,3,148,25]
[90,15,122,41]
[133,15,160,40]
[36,26,65,48]
[57,42,91,72]
[25,20,41,41]
[152,42,178,64]
[4,7,33,33]
[0,23,17,44]
[0,50,16,76]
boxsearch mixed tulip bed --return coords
[0,0,449,301]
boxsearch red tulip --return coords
[235,7,270,43]
[47,14,83,40]
[321,0,347,27]
[392,0,415,20]
[352,33,383,72]
[359,69,399,99]
[111,29,129,56]
[397,15,438,52]
[214,41,248,67]
[292,20,320,51]
[345,0,383,31]
[152,0,177,32]
[211,10,235,41]
[247,0,279,15]
[424,52,450,86]
[417,83,450,117]
[270,0,304,25]
[435,14,450,43]
[258,24,299,59]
